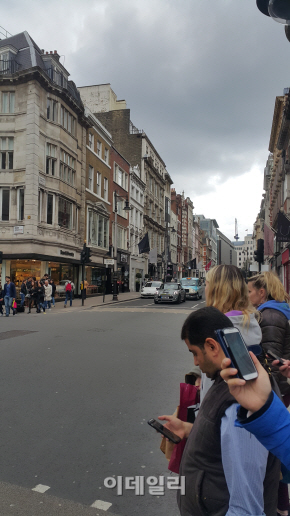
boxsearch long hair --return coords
[248,271,290,303]
[206,265,254,322]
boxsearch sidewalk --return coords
[52,291,140,312]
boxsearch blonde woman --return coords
[200,265,262,402]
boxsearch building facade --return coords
[129,165,146,291]
[217,229,237,266]
[0,31,87,294]
[232,234,255,271]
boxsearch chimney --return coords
[41,49,44,53]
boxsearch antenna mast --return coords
[234,218,239,241]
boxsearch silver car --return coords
[141,281,163,298]
[154,283,186,304]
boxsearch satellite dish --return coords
[256,0,270,16]
[268,0,290,24]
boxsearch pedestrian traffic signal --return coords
[80,249,86,263]
[254,239,264,263]
[85,246,92,264]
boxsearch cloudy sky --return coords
[2,0,290,240]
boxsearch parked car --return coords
[55,280,71,297]
[154,282,186,304]
[180,277,202,300]
[141,281,163,298]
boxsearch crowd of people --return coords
[0,274,75,315]
[158,265,290,516]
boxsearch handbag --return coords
[12,300,17,309]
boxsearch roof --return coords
[0,31,46,72]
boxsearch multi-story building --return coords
[0,31,87,292]
[217,229,237,266]
[129,165,146,291]
[78,84,171,280]
[232,234,255,271]
[171,189,195,278]
[84,107,113,294]
[197,215,219,268]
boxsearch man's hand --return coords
[158,415,193,440]
[220,352,271,413]
[273,359,290,378]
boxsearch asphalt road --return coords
[0,294,204,515]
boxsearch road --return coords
[0,293,204,515]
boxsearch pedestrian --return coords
[64,278,74,307]
[198,264,262,401]
[3,276,16,317]
[159,307,280,516]
[20,279,27,307]
[44,279,52,311]
[248,271,290,516]
[36,280,46,314]
[28,280,37,314]
[84,279,88,299]
[50,279,56,307]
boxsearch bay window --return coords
[88,210,109,249]
[1,92,15,113]
[58,197,73,229]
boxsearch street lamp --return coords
[113,191,132,301]
[242,247,249,280]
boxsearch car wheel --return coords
[154,299,159,304]
[183,295,186,302]
[177,295,181,304]
[199,293,202,300]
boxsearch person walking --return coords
[248,271,290,516]
[4,276,16,317]
[64,278,74,308]
[0,284,4,316]
[44,280,52,311]
[35,281,46,314]
[50,279,56,307]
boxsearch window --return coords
[104,177,108,201]
[1,92,15,113]
[104,147,109,163]
[97,140,102,157]
[47,98,57,121]
[114,163,128,191]
[47,194,53,225]
[18,188,24,221]
[155,182,158,197]
[60,149,76,186]
[150,177,153,192]
[46,143,57,175]
[115,193,128,219]
[58,197,73,229]
[0,52,9,72]
[0,137,13,169]
[88,210,109,249]
[60,105,76,136]
[88,133,94,149]
[96,172,101,196]
[117,226,126,249]
[0,189,10,221]
[88,166,94,191]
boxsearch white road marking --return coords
[191,305,199,309]
[32,484,50,493]
[91,500,112,510]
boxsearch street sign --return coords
[104,259,114,266]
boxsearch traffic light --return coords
[85,246,92,264]
[80,248,86,263]
[254,239,264,263]
[0,251,3,264]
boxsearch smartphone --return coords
[215,327,258,381]
[266,349,285,365]
[147,419,181,444]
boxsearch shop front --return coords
[117,251,130,292]
[282,249,290,294]
[85,265,108,296]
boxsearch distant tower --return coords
[234,218,239,241]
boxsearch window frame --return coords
[0,136,14,170]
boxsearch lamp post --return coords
[113,191,132,301]
[242,246,249,280]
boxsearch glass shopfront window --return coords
[48,262,77,298]
[85,266,106,295]
[10,259,42,288]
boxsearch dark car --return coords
[154,282,186,304]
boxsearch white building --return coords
[232,234,255,270]
[129,165,146,291]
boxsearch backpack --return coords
[65,282,72,292]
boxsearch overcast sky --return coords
[2,0,290,240]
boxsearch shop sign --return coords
[120,254,128,263]
[59,249,75,258]
[14,226,24,234]
[104,259,114,266]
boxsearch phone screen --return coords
[223,330,257,379]
[147,419,181,444]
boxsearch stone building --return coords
[0,31,87,293]
[129,165,146,291]
[78,84,172,280]
[217,229,237,266]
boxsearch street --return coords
[0,293,204,515]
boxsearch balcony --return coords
[0,59,21,75]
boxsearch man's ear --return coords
[204,338,220,356]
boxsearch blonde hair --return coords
[248,271,290,303]
[206,265,255,322]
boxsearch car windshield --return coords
[162,283,178,290]
[145,282,161,288]
[181,278,199,287]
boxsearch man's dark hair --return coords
[5,276,10,280]
[181,307,233,348]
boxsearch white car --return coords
[141,281,163,298]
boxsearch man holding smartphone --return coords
[159,307,280,516]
